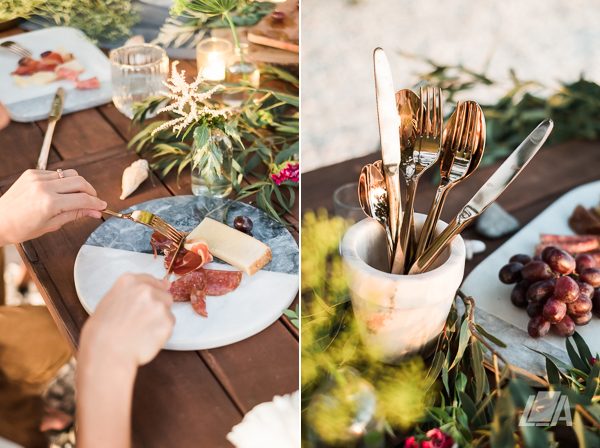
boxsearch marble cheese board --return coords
[74,195,299,351]
[462,180,600,377]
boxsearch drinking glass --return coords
[110,44,169,118]
[333,182,365,250]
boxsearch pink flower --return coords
[592,357,596,366]
[424,429,455,448]
[271,161,299,185]
[404,436,421,448]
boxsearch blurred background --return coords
[301,0,600,173]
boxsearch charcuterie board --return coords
[248,0,299,53]
[0,27,112,122]
[74,195,299,351]
[462,180,600,377]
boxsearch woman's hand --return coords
[79,273,175,369]
[76,273,174,448]
[0,169,106,246]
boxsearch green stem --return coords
[224,11,248,82]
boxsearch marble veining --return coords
[85,195,299,276]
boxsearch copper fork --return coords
[1,41,32,58]
[392,86,443,274]
[102,209,184,245]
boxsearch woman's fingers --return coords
[53,193,107,214]
[36,169,79,179]
[48,208,102,230]
[52,176,98,197]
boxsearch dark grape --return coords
[510,254,532,265]
[541,246,558,262]
[40,50,52,58]
[527,301,544,318]
[572,311,593,326]
[521,261,554,282]
[18,56,33,66]
[577,282,594,299]
[554,276,579,303]
[233,216,253,234]
[533,254,543,261]
[553,315,576,337]
[592,290,600,318]
[575,254,596,273]
[499,262,523,284]
[526,280,554,303]
[543,297,567,323]
[579,267,600,288]
[510,281,529,307]
[566,294,592,316]
[528,315,550,338]
[545,249,576,275]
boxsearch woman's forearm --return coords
[76,347,137,448]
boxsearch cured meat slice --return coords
[56,67,79,82]
[12,59,40,76]
[169,270,206,302]
[535,239,600,256]
[76,77,100,90]
[569,205,600,235]
[184,237,213,266]
[150,231,212,275]
[205,269,242,296]
[191,290,208,317]
[540,234,599,244]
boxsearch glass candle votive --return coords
[196,37,232,82]
[109,44,169,119]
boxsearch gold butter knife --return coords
[36,87,66,170]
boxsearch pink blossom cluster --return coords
[405,429,456,448]
[271,162,299,185]
[592,357,596,366]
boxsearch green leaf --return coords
[458,391,484,429]
[472,340,486,403]
[340,332,360,365]
[449,318,471,370]
[422,351,444,393]
[271,91,299,108]
[567,337,590,373]
[193,123,210,149]
[282,309,297,319]
[473,323,507,348]
[584,358,600,399]
[274,141,299,165]
[573,332,594,370]
[546,356,561,385]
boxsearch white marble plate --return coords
[74,196,299,350]
[0,27,112,122]
[462,180,600,375]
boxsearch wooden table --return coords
[302,139,600,277]
[0,28,298,448]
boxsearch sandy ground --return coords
[301,0,600,172]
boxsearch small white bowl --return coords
[341,213,466,364]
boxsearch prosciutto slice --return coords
[150,231,210,276]
[535,234,600,255]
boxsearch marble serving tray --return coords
[74,195,299,351]
[0,27,112,122]
[462,180,600,377]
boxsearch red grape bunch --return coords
[499,247,600,339]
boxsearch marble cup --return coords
[341,213,466,364]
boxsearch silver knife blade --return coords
[49,87,66,122]
[459,118,553,221]
[373,48,401,169]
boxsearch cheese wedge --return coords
[187,217,272,275]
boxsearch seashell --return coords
[120,159,149,200]
[464,239,486,260]
[227,390,299,448]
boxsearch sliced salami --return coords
[205,269,242,296]
[169,270,206,302]
[191,290,208,317]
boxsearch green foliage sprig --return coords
[406,53,600,167]
[301,211,600,447]
[129,68,299,226]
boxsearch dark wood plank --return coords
[131,351,241,448]
[37,108,124,159]
[0,121,61,178]
[198,320,299,413]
